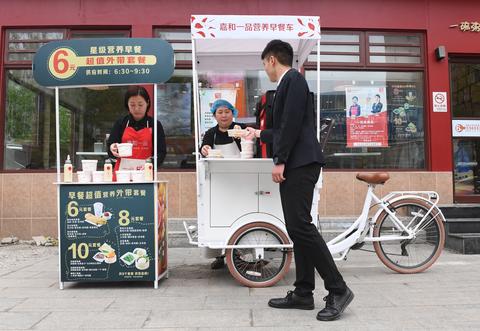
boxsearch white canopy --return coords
[191,15,320,70]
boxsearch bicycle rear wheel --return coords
[225,222,292,288]
[373,198,445,273]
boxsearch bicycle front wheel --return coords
[373,198,445,274]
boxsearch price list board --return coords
[59,183,156,282]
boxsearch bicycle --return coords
[222,172,446,287]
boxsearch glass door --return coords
[450,58,480,202]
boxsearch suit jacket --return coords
[260,69,325,170]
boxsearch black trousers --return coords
[280,162,347,297]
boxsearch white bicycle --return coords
[223,172,446,286]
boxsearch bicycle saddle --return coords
[356,172,390,184]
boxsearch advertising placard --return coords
[59,183,156,282]
[33,38,174,87]
[345,86,388,148]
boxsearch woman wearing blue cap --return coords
[200,99,246,159]
[200,99,246,269]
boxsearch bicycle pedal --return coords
[351,242,365,250]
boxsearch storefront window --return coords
[157,69,195,169]
[2,29,130,170]
[306,70,425,169]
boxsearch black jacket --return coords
[107,114,166,165]
[260,69,324,169]
[200,122,246,156]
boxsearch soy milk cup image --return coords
[93,202,104,217]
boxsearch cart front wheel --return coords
[225,222,292,288]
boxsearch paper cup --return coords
[81,159,98,172]
[131,170,144,182]
[116,170,131,182]
[93,202,104,217]
[240,151,254,159]
[92,171,104,183]
[117,143,133,157]
[77,171,91,183]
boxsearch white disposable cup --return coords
[116,170,131,182]
[240,151,254,159]
[131,170,144,182]
[241,141,254,152]
[77,171,91,183]
[81,159,98,172]
[117,143,133,157]
[93,202,104,217]
[92,171,104,183]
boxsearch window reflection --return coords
[306,70,425,169]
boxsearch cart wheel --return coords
[225,222,292,288]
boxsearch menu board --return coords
[59,183,156,282]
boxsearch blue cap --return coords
[210,99,238,117]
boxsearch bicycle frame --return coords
[327,184,443,261]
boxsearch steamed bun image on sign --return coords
[33,38,174,87]
[345,86,388,148]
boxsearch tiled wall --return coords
[0,171,453,239]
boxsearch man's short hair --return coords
[261,40,293,67]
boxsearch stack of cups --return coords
[240,140,254,159]
[79,159,98,183]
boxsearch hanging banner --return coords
[199,88,237,134]
[33,38,174,87]
[191,15,320,39]
[345,86,388,148]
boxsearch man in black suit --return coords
[246,40,353,321]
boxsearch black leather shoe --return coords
[268,291,314,310]
[316,287,354,321]
[210,257,225,269]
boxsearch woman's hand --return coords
[201,145,212,157]
[110,143,120,158]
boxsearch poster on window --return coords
[157,83,192,136]
[345,86,388,148]
[199,88,237,134]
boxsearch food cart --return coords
[184,15,322,287]
[32,38,173,289]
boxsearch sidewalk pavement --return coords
[1,245,480,330]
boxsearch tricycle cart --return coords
[184,15,322,287]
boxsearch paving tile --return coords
[11,297,114,311]
[0,279,57,288]
[145,309,251,328]
[0,312,49,330]
[252,307,358,327]
[0,298,26,312]
[34,311,150,329]
[107,296,206,311]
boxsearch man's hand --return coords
[272,164,286,183]
[244,127,258,140]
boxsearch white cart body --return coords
[189,15,322,252]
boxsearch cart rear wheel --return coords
[225,222,292,288]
